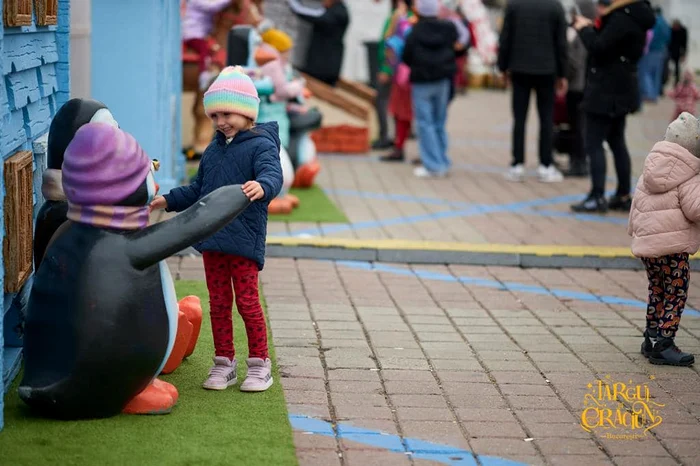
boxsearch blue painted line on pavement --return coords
[321,189,629,226]
[335,260,700,318]
[274,189,622,238]
[289,414,529,466]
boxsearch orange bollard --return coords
[178,295,202,358]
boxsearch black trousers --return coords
[585,113,631,198]
[374,80,392,143]
[510,73,555,167]
[671,56,683,86]
[566,90,585,163]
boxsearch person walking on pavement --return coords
[564,0,597,178]
[669,19,688,87]
[641,7,670,102]
[497,0,568,183]
[287,0,350,87]
[570,0,656,214]
[401,0,459,178]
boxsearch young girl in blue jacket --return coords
[151,66,283,392]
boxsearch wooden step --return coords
[300,73,370,121]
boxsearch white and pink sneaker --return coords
[202,356,237,390]
[240,358,273,392]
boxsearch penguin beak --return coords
[254,46,277,66]
[155,183,160,194]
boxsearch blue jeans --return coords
[411,79,451,173]
[642,50,666,101]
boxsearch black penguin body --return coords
[21,224,170,419]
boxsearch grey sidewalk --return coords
[169,255,700,466]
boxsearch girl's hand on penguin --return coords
[149,195,168,212]
[242,181,264,201]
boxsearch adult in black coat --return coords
[669,20,688,86]
[570,0,656,214]
[497,0,569,183]
[287,0,350,86]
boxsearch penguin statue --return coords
[34,98,118,269]
[19,122,252,419]
[229,24,322,190]
[228,26,299,214]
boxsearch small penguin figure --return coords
[19,123,252,419]
[35,98,119,269]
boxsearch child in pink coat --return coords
[628,112,700,367]
[667,70,700,122]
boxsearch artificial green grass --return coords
[0,281,298,466]
[186,162,348,224]
[268,185,348,223]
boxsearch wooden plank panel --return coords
[4,150,34,293]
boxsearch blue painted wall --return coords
[91,0,184,194]
[0,0,71,431]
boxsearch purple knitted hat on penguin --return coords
[62,122,151,206]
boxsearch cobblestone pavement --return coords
[262,90,676,248]
[169,256,700,466]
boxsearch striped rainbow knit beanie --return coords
[203,66,260,121]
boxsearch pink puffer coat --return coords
[628,141,700,258]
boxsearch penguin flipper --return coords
[127,185,251,270]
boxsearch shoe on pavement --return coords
[505,164,525,182]
[240,358,273,392]
[649,337,695,366]
[202,356,238,390]
[413,166,448,178]
[538,164,564,183]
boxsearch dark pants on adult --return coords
[671,55,683,86]
[374,80,392,144]
[585,113,632,198]
[566,91,585,166]
[510,73,555,167]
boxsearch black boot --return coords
[372,139,394,150]
[564,159,589,177]
[571,194,608,213]
[379,148,405,162]
[608,194,632,212]
[649,337,695,366]
[641,328,657,358]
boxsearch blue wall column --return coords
[91,0,183,194]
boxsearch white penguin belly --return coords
[155,260,180,375]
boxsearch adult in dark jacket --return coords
[570,0,656,214]
[669,19,688,86]
[497,0,568,184]
[402,0,458,177]
[288,0,349,86]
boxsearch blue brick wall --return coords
[0,0,71,432]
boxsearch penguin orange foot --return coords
[269,197,293,215]
[178,295,202,359]
[152,378,179,404]
[286,194,300,209]
[161,311,194,374]
[122,379,176,415]
[292,160,321,189]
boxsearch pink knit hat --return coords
[62,123,151,206]
[203,66,260,121]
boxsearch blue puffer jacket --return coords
[163,122,283,270]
